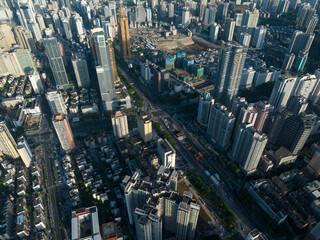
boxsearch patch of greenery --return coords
[187,170,237,232]
[153,121,174,146]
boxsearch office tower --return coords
[233,104,258,138]
[137,111,152,142]
[71,206,101,240]
[307,151,320,178]
[279,0,290,13]
[36,13,45,31]
[14,26,36,52]
[94,33,116,110]
[268,110,313,155]
[112,111,129,138]
[251,26,267,49]
[46,90,67,115]
[118,7,131,59]
[29,22,42,42]
[182,7,190,27]
[282,53,296,71]
[288,31,314,55]
[62,18,72,40]
[240,67,255,89]
[203,6,216,25]
[223,18,235,42]
[207,103,235,149]
[269,76,298,110]
[210,23,219,42]
[0,122,19,159]
[213,44,247,108]
[141,61,151,81]
[124,168,199,240]
[168,3,174,18]
[242,9,259,28]
[73,13,84,36]
[254,101,274,132]
[71,54,91,88]
[217,2,229,21]
[231,97,248,118]
[0,23,16,51]
[17,136,32,168]
[296,4,316,29]
[52,114,75,152]
[306,15,318,34]
[295,49,308,72]
[287,96,308,115]
[197,93,215,127]
[16,0,36,29]
[234,13,243,26]
[294,74,318,100]
[28,71,44,94]
[157,138,176,168]
[134,5,146,23]
[146,8,152,23]
[43,37,69,90]
[239,33,251,47]
[232,123,267,174]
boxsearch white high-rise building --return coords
[62,18,72,40]
[46,90,67,115]
[157,138,176,168]
[207,103,235,149]
[141,61,151,81]
[111,111,129,138]
[71,54,91,88]
[251,26,267,49]
[294,74,318,100]
[181,7,190,27]
[239,32,251,47]
[28,71,44,94]
[17,136,32,168]
[209,23,219,42]
[197,93,215,127]
[232,123,267,174]
[269,76,298,110]
[242,9,259,28]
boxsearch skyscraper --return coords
[46,90,67,115]
[223,18,235,42]
[71,53,91,88]
[17,136,32,168]
[157,138,176,168]
[28,71,44,94]
[269,76,298,110]
[197,93,215,127]
[254,101,274,132]
[182,7,190,27]
[251,26,267,49]
[288,31,314,55]
[118,7,131,59]
[268,110,313,155]
[206,103,235,150]
[111,111,129,138]
[232,123,267,174]
[213,43,247,108]
[52,114,75,152]
[233,104,258,138]
[43,37,69,90]
[0,121,19,159]
[14,25,36,52]
[306,15,318,33]
[209,23,219,42]
[93,32,116,110]
[137,111,152,142]
[242,9,259,28]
